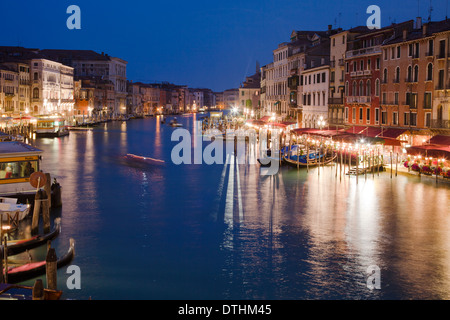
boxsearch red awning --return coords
[345,126,368,134]
[266,122,287,128]
[259,116,271,122]
[407,144,450,157]
[377,128,407,139]
[428,135,450,146]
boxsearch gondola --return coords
[5,238,75,284]
[3,219,61,257]
[257,146,290,167]
[257,149,282,167]
[283,151,337,168]
[125,154,165,165]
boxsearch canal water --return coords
[22,114,450,300]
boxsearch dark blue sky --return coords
[1,0,449,92]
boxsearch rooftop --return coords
[0,141,43,156]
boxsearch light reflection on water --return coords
[23,115,450,300]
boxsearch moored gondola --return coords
[3,218,61,257]
[5,238,75,284]
[283,151,337,168]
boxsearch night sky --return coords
[1,0,449,92]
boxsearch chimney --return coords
[403,29,408,41]
[423,23,428,36]
[416,17,422,29]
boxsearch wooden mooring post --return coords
[46,242,57,290]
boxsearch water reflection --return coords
[28,115,450,300]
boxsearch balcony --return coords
[328,97,344,105]
[436,52,449,60]
[345,45,382,59]
[380,101,399,106]
[338,59,345,66]
[330,60,336,68]
[329,118,345,125]
[431,119,450,129]
[346,96,371,104]
[435,84,450,90]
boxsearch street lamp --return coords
[318,116,326,130]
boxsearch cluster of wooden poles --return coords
[275,131,393,183]
[0,172,62,299]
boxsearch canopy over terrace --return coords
[290,127,388,145]
[407,144,450,158]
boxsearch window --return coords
[367,59,371,70]
[366,80,371,96]
[410,112,417,126]
[0,160,39,180]
[384,49,388,60]
[425,112,431,127]
[397,46,401,58]
[414,65,419,82]
[382,92,387,104]
[345,107,349,121]
[346,62,349,73]
[391,47,395,59]
[395,67,400,83]
[32,88,39,99]
[408,44,413,57]
[359,81,364,96]
[415,42,420,58]
[375,108,380,124]
[375,79,380,96]
[359,108,363,122]
[376,58,380,70]
[394,92,399,105]
[33,72,38,81]
[381,111,387,125]
[427,63,433,81]
[383,68,388,83]
[428,40,434,56]
[360,60,364,71]
[322,72,325,83]
[393,112,398,125]
[407,66,412,82]
[345,81,349,96]
[439,40,446,58]
[352,81,357,96]
[404,112,410,125]
[366,108,370,123]
[352,107,356,123]
[424,92,432,108]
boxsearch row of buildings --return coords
[0,46,240,120]
[240,16,450,143]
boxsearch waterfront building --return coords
[0,64,19,116]
[301,64,330,128]
[344,20,413,131]
[127,80,143,115]
[214,91,224,109]
[430,19,450,132]
[262,26,338,123]
[39,49,128,116]
[328,26,367,127]
[136,83,160,115]
[223,88,239,110]
[0,61,31,116]
[30,58,74,117]
[239,64,261,118]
